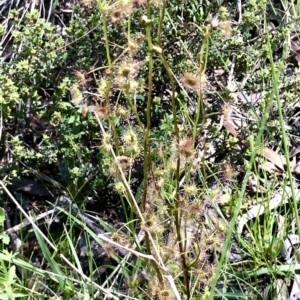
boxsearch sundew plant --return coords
[1,0,300,299]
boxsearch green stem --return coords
[142,2,154,211]
[141,0,164,283]
[126,92,145,130]
[98,0,119,154]
[193,28,210,142]
[267,34,300,236]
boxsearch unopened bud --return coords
[152,45,162,54]
[211,18,219,29]
[140,15,152,27]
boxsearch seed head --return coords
[140,15,152,27]
[152,45,163,55]
[127,143,141,156]
[216,219,227,232]
[170,162,177,172]
[198,250,211,263]
[127,79,143,93]
[156,177,165,188]
[181,72,207,92]
[109,155,132,178]
[141,213,163,234]
[115,155,132,169]
[81,103,88,117]
[102,242,116,258]
[73,70,88,87]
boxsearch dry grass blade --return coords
[258,147,286,171]
[4,208,58,235]
[290,146,300,158]
[223,120,238,136]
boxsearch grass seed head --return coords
[115,155,132,166]
[141,213,163,234]
[170,161,177,172]
[127,79,143,93]
[73,70,87,87]
[109,155,132,177]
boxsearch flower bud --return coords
[211,18,219,29]
[140,15,152,27]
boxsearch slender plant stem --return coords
[142,1,154,211]
[157,1,190,297]
[266,33,300,236]
[98,0,120,154]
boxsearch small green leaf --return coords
[8,265,16,283]
[0,294,9,300]
[0,208,5,224]
[0,233,10,245]
[68,116,75,124]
